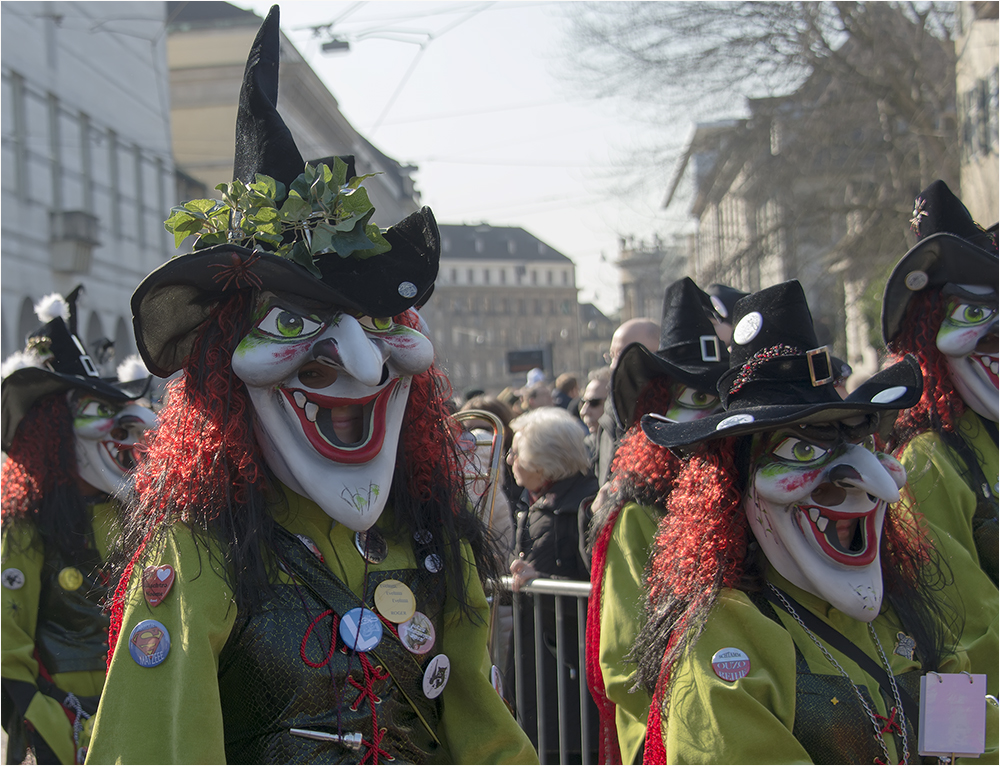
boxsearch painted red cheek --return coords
[383,334,420,351]
[274,344,311,362]
[776,468,822,494]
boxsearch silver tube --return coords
[578,596,590,764]
[289,728,363,750]
[534,593,547,762]
[555,594,569,765]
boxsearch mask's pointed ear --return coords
[233,5,304,188]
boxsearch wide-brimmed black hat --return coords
[642,280,923,452]
[705,283,749,323]
[882,180,998,344]
[2,290,149,451]
[612,277,729,428]
[132,5,440,378]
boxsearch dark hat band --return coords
[722,345,836,407]
[662,334,725,366]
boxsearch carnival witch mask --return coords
[232,294,432,530]
[130,7,440,529]
[936,284,998,421]
[746,418,906,620]
[642,281,923,620]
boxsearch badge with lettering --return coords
[340,607,383,652]
[142,565,175,607]
[422,654,451,699]
[354,529,387,564]
[711,647,751,682]
[399,611,435,655]
[2,568,25,590]
[374,579,416,624]
[58,567,83,591]
[129,619,171,667]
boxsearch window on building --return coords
[483,268,490,284]
[562,270,570,286]
[534,299,542,315]
[475,238,484,253]
[531,270,538,285]
[546,270,553,285]
[467,268,474,284]
[500,269,507,285]
[442,237,450,252]
[507,239,516,255]
[450,268,458,283]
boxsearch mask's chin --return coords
[947,353,999,421]
[253,377,412,531]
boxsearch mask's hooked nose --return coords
[811,443,901,507]
[110,405,157,443]
[312,317,388,387]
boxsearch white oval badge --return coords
[398,281,418,298]
[732,311,763,346]
[422,653,451,699]
[870,386,907,404]
[711,647,751,681]
[904,270,929,291]
[716,414,755,431]
[2,568,25,590]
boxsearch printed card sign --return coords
[919,673,987,757]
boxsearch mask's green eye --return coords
[357,315,394,332]
[773,437,829,463]
[947,302,996,326]
[257,306,324,340]
[859,435,876,453]
[674,385,720,410]
[77,398,117,419]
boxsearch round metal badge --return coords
[711,647,751,682]
[2,568,25,590]
[732,311,763,346]
[374,579,416,624]
[424,554,443,573]
[422,654,451,699]
[129,619,171,668]
[399,611,436,655]
[354,528,388,564]
[58,567,83,591]
[340,607,384,653]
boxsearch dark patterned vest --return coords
[35,510,110,675]
[752,594,931,764]
[217,528,448,764]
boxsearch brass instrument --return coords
[453,409,506,531]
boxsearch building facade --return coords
[1,1,176,364]
[419,224,583,396]
[166,1,420,226]
[616,234,687,322]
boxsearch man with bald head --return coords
[596,317,660,484]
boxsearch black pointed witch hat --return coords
[611,277,729,428]
[131,5,440,378]
[641,280,923,452]
[882,180,998,344]
[1,288,149,450]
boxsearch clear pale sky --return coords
[239,0,696,318]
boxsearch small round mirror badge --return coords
[711,647,751,682]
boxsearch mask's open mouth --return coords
[796,502,880,565]
[283,379,399,464]
[101,441,139,473]
[970,352,999,389]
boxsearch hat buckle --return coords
[806,346,834,387]
[700,335,721,363]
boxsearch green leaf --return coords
[310,222,335,254]
[196,231,229,248]
[328,213,377,257]
[330,158,349,188]
[339,186,374,217]
[330,212,363,233]
[288,240,322,277]
[346,171,381,189]
[351,222,391,259]
[279,196,312,223]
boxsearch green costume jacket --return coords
[86,489,536,765]
[2,500,116,765]
[659,571,997,764]
[597,502,657,764]
[900,409,999,696]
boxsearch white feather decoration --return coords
[116,354,149,383]
[1,349,46,379]
[34,293,69,323]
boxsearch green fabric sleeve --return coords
[599,502,657,764]
[900,418,999,697]
[438,539,538,764]
[2,522,76,764]
[86,527,236,765]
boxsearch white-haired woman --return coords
[505,406,598,762]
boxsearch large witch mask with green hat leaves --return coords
[132,5,439,531]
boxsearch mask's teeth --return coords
[815,516,829,533]
[293,391,308,408]
[808,508,820,524]
[304,402,319,423]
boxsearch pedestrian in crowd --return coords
[634,280,991,762]
[2,290,155,765]
[497,386,523,417]
[552,373,580,410]
[85,9,535,763]
[580,367,611,470]
[520,380,554,411]
[585,277,729,765]
[881,179,999,695]
[506,407,598,763]
[595,318,660,484]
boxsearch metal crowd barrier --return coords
[496,575,594,765]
